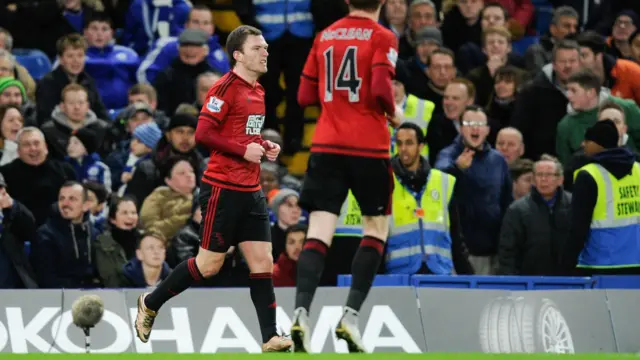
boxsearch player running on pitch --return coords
[134,25,292,352]
[291,0,400,353]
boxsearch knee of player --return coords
[195,251,225,277]
[251,253,274,273]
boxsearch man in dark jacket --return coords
[0,173,38,289]
[31,182,99,288]
[524,6,578,74]
[563,120,640,275]
[435,105,513,274]
[511,39,581,160]
[498,154,572,275]
[126,113,204,207]
[0,127,76,226]
[35,33,108,125]
[153,29,213,116]
[41,84,110,160]
[440,0,482,54]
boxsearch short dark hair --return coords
[577,31,606,55]
[461,104,486,119]
[494,65,520,84]
[551,39,579,61]
[61,180,89,201]
[108,194,138,220]
[83,181,108,204]
[285,223,308,238]
[482,3,509,20]
[226,25,263,67]
[551,6,579,25]
[427,47,455,66]
[567,69,601,91]
[397,122,425,144]
[509,158,534,180]
[84,11,112,29]
[56,33,87,56]
[349,0,382,12]
[190,4,211,13]
[599,100,626,122]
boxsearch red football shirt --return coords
[198,72,265,192]
[301,15,398,158]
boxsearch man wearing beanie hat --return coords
[116,122,162,196]
[268,189,302,261]
[563,119,640,276]
[65,127,113,191]
[0,77,37,126]
[125,112,203,208]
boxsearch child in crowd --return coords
[84,181,110,234]
[66,128,112,191]
[117,122,162,196]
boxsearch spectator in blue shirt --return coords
[137,4,230,84]
[120,0,191,56]
[83,12,140,110]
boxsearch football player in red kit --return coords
[134,25,292,353]
[291,0,400,354]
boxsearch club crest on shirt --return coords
[207,96,224,113]
[387,48,398,68]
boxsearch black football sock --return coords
[249,272,278,343]
[294,238,329,313]
[144,257,204,312]
[346,236,385,312]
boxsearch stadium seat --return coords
[534,5,554,35]
[13,48,52,81]
[512,35,539,56]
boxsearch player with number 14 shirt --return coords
[298,3,399,157]
[292,0,400,354]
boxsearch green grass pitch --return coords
[0,354,636,359]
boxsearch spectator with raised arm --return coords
[436,105,512,275]
[0,173,38,289]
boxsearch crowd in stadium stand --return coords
[0,0,640,290]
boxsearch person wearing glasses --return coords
[435,105,513,275]
[497,154,571,275]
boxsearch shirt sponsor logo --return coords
[207,96,224,113]
[387,48,398,68]
[246,115,265,135]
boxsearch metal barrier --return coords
[337,274,640,289]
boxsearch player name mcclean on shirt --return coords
[300,15,399,159]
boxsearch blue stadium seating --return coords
[533,0,554,35]
[13,49,52,81]
[512,36,539,56]
[337,274,640,290]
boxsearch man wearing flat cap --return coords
[563,120,640,275]
[153,29,214,116]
